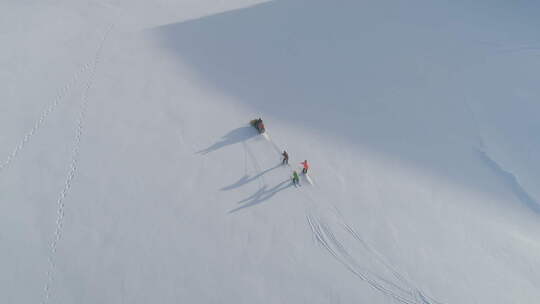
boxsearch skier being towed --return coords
[282,150,289,165]
[300,160,309,174]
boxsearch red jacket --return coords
[301,161,309,169]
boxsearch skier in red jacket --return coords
[300,160,309,174]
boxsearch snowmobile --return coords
[250,118,265,134]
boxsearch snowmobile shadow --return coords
[196,126,257,155]
[229,179,292,213]
[221,164,281,191]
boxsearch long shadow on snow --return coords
[221,163,282,191]
[229,179,293,213]
[197,126,257,154]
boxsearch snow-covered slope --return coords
[1,1,539,303]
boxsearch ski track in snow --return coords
[305,206,440,304]
[496,42,540,54]
[0,58,94,174]
[41,24,114,304]
[263,131,442,304]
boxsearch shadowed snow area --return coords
[1,0,540,303]
[156,0,540,208]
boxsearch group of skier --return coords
[252,117,310,186]
[291,159,309,186]
[283,151,309,186]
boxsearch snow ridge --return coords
[478,149,540,213]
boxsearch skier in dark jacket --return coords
[282,150,289,165]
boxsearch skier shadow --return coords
[221,163,281,191]
[229,179,292,213]
[197,126,257,155]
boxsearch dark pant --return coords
[302,168,307,174]
[282,158,288,164]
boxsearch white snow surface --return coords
[1,0,540,303]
